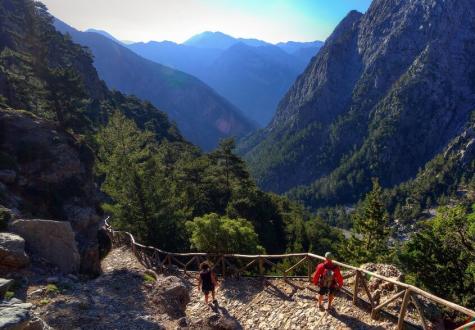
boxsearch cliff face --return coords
[0,109,102,274]
[240,0,475,207]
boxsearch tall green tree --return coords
[185,213,264,254]
[343,178,391,264]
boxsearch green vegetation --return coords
[398,204,475,309]
[343,179,391,265]
[45,284,60,295]
[186,213,264,254]
[4,291,14,300]
[95,114,343,256]
[143,274,156,284]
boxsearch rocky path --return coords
[23,248,405,329]
[185,277,397,329]
[26,247,179,329]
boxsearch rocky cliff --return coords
[240,0,475,208]
[0,108,102,274]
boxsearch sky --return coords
[41,0,373,44]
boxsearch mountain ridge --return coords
[240,0,475,208]
[55,19,255,150]
[126,31,323,126]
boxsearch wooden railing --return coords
[105,219,475,330]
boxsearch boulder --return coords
[153,276,190,318]
[0,233,29,269]
[10,219,80,273]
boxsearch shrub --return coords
[185,213,264,254]
[4,291,14,300]
[45,284,60,295]
[143,274,155,284]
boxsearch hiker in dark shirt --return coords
[312,252,343,311]
[198,261,218,304]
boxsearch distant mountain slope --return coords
[55,20,255,150]
[85,28,124,45]
[128,32,323,126]
[240,0,475,209]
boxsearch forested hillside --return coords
[240,0,475,210]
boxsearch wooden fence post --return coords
[353,271,360,305]
[259,257,264,276]
[397,289,412,330]
[221,256,226,278]
[307,256,312,282]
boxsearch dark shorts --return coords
[319,286,337,295]
[202,285,215,295]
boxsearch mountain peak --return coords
[183,31,236,49]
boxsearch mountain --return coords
[85,28,123,44]
[239,0,475,209]
[205,43,305,126]
[55,20,255,150]
[128,32,322,126]
[183,31,270,49]
[184,31,239,49]
[275,41,324,54]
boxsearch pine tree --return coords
[343,178,391,264]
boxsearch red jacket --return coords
[312,260,343,287]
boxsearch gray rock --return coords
[153,276,190,318]
[0,278,13,299]
[10,219,80,273]
[0,303,31,330]
[0,170,16,184]
[0,233,30,269]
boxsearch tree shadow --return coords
[36,268,166,330]
[219,277,264,304]
[328,309,387,330]
[263,281,294,301]
[209,299,243,329]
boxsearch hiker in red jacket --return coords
[312,252,343,311]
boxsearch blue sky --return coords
[42,0,373,44]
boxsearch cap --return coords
[325,252,333,259]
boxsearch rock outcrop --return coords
[0,109,102,274]
[0,298,49,330]
[9,219,80,274]
[153,276,190,318]
[0,232,29,270]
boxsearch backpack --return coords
[319,264,335,288]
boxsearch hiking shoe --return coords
[318,304,325,311]
[327,306,336,314]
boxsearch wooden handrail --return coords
[104,217,475,328]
